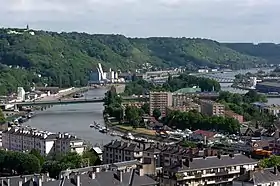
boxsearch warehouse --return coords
[256,81,280,93]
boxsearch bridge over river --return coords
[13,96,148,107]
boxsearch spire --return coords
[26,24,29,30]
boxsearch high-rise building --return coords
[149,92,172,117]
[200,100,225,116]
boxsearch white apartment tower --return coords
[149,92,172,117]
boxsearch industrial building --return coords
[256,81,280,93]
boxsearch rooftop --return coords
[257,81,280,88]
[2,127,82,142]
[173,87,201,94]
[168,154,258,172]
[234,168,280,185]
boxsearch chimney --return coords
[18,180,22,186]
[274,166,278,175]
[114,170,123,182]
[7,178,10,186]
[75,174,81,186]
[38,176,42,186]
[91,172,96,179]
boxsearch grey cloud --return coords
[0,0,279,42]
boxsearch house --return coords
[190,129,217,142]
[233,167,280,186]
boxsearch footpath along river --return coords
[24,68,279,145]
[24,88,118,146]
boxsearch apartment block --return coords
[172,93,192,107]
[225,110,244,123]
[200,99,225,116]
[103,140,160,176]
[149,92,172,117]
[160,154,257,186]
[2,127,86,155]
[167,102,201,114]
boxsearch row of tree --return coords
[0,149,100,178]
[0,108,5,124]
[217,90,274,123]
[164,110,240,134]
[123,73,221,96]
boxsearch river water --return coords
[24,88,118,146]
[24,68,279,144]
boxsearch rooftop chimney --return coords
[114,170,123,182]
[7,178,10,186]
[18,180,22,186]
[274,166,278,175]
[91,172,96,179]
[75,174,81,186]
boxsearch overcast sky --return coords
[1,0,279,42]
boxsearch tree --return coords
[141,103,150,114]
[30,149,45,166]
[125,106,141,124]
[82,149,101,166]
[259,155,280,168]
[0,108,5,124]
[153,108,161,120]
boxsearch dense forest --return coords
[0,28,275,95]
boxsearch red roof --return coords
[193,130,216,138]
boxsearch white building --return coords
[250,77,257,88]
[198,69,209,73]
[2,127,86,155]
[17,87,25,101]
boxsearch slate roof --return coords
[169,154,258,172]
[0,171,157,186]
[104,140,145,152]
[234,168,280,185]
[2,127,82,142]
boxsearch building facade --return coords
[225,110,244,123]
[149,92,172,117]
[2,127,86,155]
[167,103,201,114]
[200,100,225,116]
[160,154,257,186]
[172,93,192,107]
[256,82,280,94]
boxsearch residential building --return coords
[225,110,244,123]
[167,102,201,113]
[263,104,280,116]
[2,127,86,155]
[149,92,172,117]
[200,99,225,116]
[190,130,217,143]
[233,167,280,186]
[103,140,160,176]
[122,101,145,109]
[160,154,258,186]
[172,93,192,107]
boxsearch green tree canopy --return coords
[152,108,161,120]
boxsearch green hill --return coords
[224,43,280,64]
[0,28,267,95]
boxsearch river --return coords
[24,68,279,144]
[24,88,118,146]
